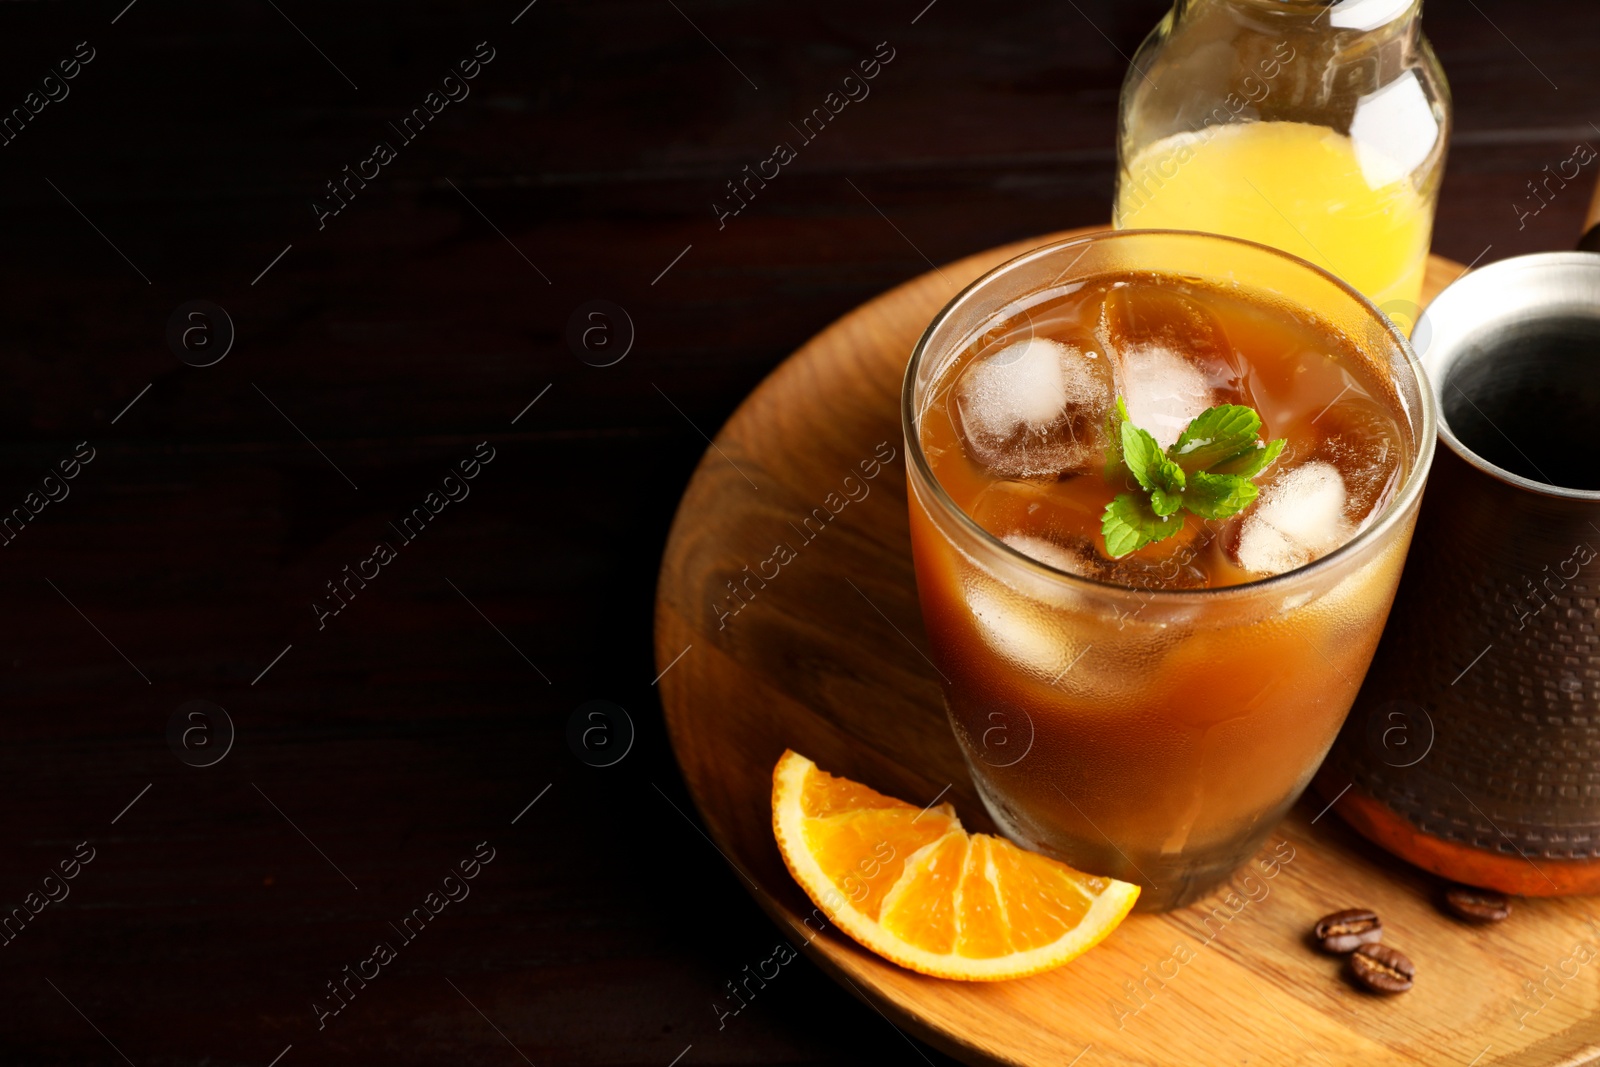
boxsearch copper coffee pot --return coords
[1318,178,1600,894]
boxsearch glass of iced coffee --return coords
[903,230,1436,910]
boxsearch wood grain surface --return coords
[656,233,1600,1066]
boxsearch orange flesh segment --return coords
[772,750,1140,981]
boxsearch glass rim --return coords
[900,228,1439,602]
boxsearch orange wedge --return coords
[772,749,1139,981]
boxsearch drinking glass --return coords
[902,230,1436,910]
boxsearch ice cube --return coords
[1000,532,1091,575]
[964,576,1079,676]
[974,479,1211,590]
[1099,546,1210,591]
[970,479,1103,548]
[1113,345,1213,450]
[1306,394,1403,525]
[1096,283,1249,448]
[1097,283,1241,382]
[1231,460,1353,577]
[1004,529,1209,591]
[953,337,1113,478]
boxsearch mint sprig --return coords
[1101,398,1285,558]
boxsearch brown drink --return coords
[904,232,1435,909]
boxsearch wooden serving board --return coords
[655,228,1600,1066]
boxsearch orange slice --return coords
[772,749,1140,981]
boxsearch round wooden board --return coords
[655,228,1600,1067]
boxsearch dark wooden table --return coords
[0,1,1595,1063]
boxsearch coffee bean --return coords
[1444,885,1511,923]
[1314,908,1383,953]
[1349,943,1414,994]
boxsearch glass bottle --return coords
[1112,0,1450,324]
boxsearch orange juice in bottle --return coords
[1112,0,1449,323]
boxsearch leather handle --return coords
[1580,169,1600,252]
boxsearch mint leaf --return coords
[1119,417,1167,492]
[1152,454,1186,495]
[1150,486,1185,517]
[1183,471,1259,519]
[1171,405,1262,474]
[1150,457,1188,516]
[1208,436,1286,479]
[1102,493,1185,557]
[1115,395,1186,498]
[1099,397,1287,558]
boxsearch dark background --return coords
[0,1,1593,1063]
